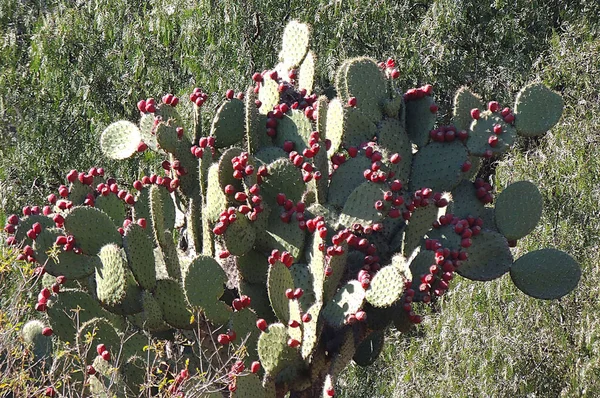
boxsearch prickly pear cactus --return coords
[6,21,580,398]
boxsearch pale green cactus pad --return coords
[366,264,408,307]
[100,120,141,160]
[321,280,365,328]
[510,249,581,299]
[452,86,484,132]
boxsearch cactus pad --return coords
[258,78,280,115]
[457,230,513,281]
[339,181,386,228]
[274,109,312,152]
[510,249,581,300]
[328,155,372,208]
[467,111,516,156]
[183,255,228,323]
[211,98,245,148]
[298,50,316,94]
[452,87,484,132]
[409,141,468,192]
[222,212,256,256]
[267,261,295,323]
[514,83,564,137]
[280,21,311,68]
[257,323,301,376]
[153,279,193,329]
[343,57,386,123]
[495,180,543,240]
[321,280,365,328]
[22,320,53,365]
[123,224,157,290]
[64,206,122,255]
[405,96,436,148]
[447,180,486,220]
[96,244,142,314]
[231,373,268,398]
[95,194,126,227]
[237,250,269,284]
[366,263,409,308]
[33,228,96,279]
[100,120,142,160]
[76,317,122,364]
[353,330,384,367]
[139,113,159,151]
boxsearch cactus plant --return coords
[5,21,581,397]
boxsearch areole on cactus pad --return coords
[12,20,580,398]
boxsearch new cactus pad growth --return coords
[9,21,580,397]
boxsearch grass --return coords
[2,0,600,397]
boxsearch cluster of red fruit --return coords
[274,192,307,226]
[133,172,182,196]
[429,125,469,143]
[281,131,325,183]
[267,249,295,267]
[473,178,494,204]
[34,275,65,313]
[377,57,401,80]
[189,87,208,107]
[403,84,434,102]
[190,136,216,159]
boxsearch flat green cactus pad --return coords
[88,356,128,397]
[254,208,306,260]
[328,155,372,208]
[467,110,517,156]
[139,113,159,151]
[64,206,122,255]
[245,87,269,154]
[366,264,408,307]
[46,289,124,343]
[156,103,184,131]
[495,180,543,240]
[155,122,180,154]
[205,163,229,223]
[231,373,268,398]
[267,261,295,323]
[96,244,142,314]
[300,302,322,361]
[321,280,365,328]
[22,320,53,364]
[447,179,486,220]
[377,118,413,183]
[222,212,256,256]
[326,98,345,156]
[258,77,280,115]
[149,184,176,243]
[407,247,435,301]
[409,140,468,192]
[290,263,316,312]
[95,194,126,227]
[424,224,462,251]
[323,242,349,302]
[457,230,513,281]
[452,86,484,132]
[230,307,260,360]
[33,228,96,279]
[183,255,227,323]
[153,279,193,329]
[128,290,169,331]
[14,214,55,244]
[510,249,580,299]
[339,181,386,229]
[260,158,305,210]
[100,120,141,160]
[255,146,287,164]
[298,50,315,94]
[514,83,564,137]
[405,95,436,148]
[342,108,378,148]
[76,317,122,364]
[237,250,269,284]
[123,224,157,290]
[211,98,245,148]
[343,57,386,123]
[307,236,325,303]
[273,109,312,152]
[403,205,439,257]
[353,330,384,367]
[280,20,311,68]
[258,323,301,376]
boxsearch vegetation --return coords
[1,0,599,397]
